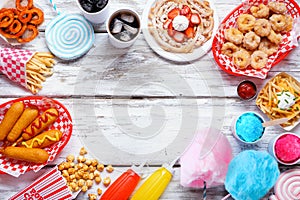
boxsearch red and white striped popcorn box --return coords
[0,47,35,90]
[9,166,73,200]
[0,96,72,177]
[212,0,300,79]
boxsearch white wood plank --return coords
[0,0,300,199]
[1,33,299,97]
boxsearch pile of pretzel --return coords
[0,0,44,43]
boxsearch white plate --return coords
[141,0,219,62]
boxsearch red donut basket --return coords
[0,96,73,177]
[212,0,300,79]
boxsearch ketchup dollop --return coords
[237,81,257,100]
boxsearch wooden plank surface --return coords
[0,0,300,199]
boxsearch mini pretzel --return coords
[16,0,33,11]
[17,24,38,43]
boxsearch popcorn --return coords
[58,147,114,198]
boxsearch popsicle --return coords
[131,157,178,200]
[100,165,143,200]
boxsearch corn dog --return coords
[1,146,49,164]
[21,129,62,148]
[0,102,24,141]
[7,107,39,143]
[21,108,59,141]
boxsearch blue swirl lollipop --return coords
[45,13,94,60]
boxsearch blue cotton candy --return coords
[225,150,280,200]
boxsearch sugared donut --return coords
[221,42,239,57]
[268,2,287,14]
[250,50,268,69]
[243,31,260,51]
[225,28,244,45]
[237,14,255,33]
[258,38,278,56]
[250,4,269,18]
[267,29,282,45]
[232,49,251,69]
[270,14,287,32]
[254,19,271,37]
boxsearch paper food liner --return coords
[0,96,72,177]
[0,47,35,90]
[9,166,73,200]
[213,0,300,79]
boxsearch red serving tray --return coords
[212,0,300,79]
[0,96,73,176]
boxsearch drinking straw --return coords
[48,0,61,14]
[203,181,207,200]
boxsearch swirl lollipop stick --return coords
[45,0,95,60]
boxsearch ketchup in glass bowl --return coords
[237,80,257,100]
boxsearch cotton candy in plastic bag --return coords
[180,128,233,188]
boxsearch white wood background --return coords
[0,0,300,199]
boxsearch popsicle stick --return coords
[262,118,289,127]
[221,194,231,200]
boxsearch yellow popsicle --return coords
[131,167,172,200]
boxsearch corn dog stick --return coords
[1,146,49,164]
[6,107,39,143]
[0,102,24,141]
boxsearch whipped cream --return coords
[277,91,296,110]
[172,15,189,31]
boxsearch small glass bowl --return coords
[237,80,257,101]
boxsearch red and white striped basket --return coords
[0,96,73,177]
[212,0,300,79]
[9,166,73,200]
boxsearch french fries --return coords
[26,52,56,94]
[256,72,300,127]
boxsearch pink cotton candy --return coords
[180,128,233,188]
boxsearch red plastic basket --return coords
[0,96,73,177]
[212,0,300,79]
